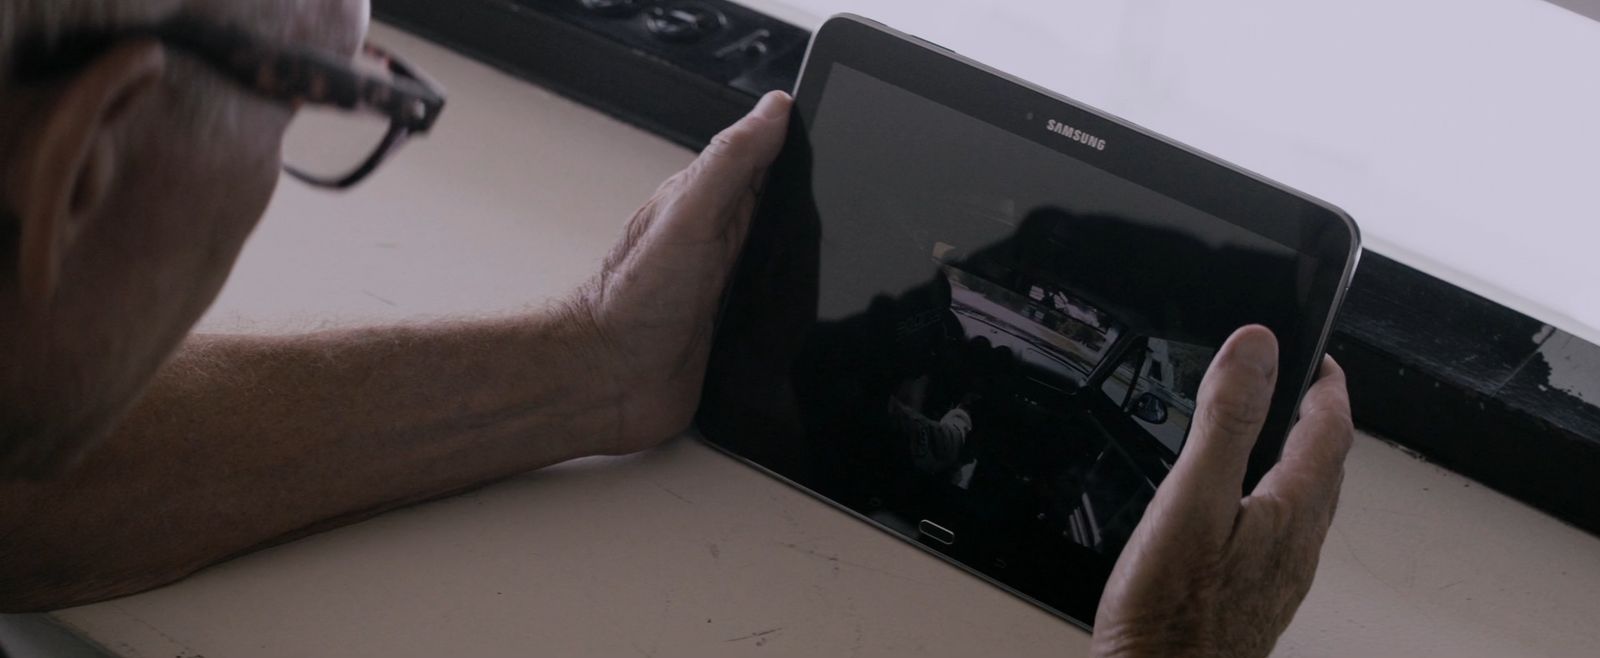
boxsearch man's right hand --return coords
[1091,326,1354,658]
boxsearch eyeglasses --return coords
[13,16,447,189]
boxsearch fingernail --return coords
[1232,329,1278,376]
[752,91,789,120]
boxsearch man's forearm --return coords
[0,89,796,614]
[0,309,624,611]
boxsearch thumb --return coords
[1158,325,1279,518]
[687,91,792,204]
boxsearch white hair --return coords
[0,1,185,87]
[0,0,331,134]
[0,0,317,268]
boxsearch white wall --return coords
[745,0,1600,344]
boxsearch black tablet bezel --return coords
[697,13,1360,630]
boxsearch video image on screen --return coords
[787,205,1219,565]
[869,255,1214,555]
[700,63,1311,605]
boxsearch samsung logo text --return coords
[1045,119,1106,151]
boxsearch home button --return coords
[918,519,956,545]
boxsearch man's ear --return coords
[7,40,165,308]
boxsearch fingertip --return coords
[705,92,792,165]
[1319,354,1346,381]
[1300,358,1352,418]
[1220,325,1279,377]
[1307,354,1348,394]
[752,90,793,120]
[1237,324,1276,339]
[1292,357,1354,448]
[746,91,793,153]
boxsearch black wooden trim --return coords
[1546,0,1600,24]
[1330,253,1600,535]
[373,0,808,151]
[374,0,1600,536]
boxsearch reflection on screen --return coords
[701,63,1310,612]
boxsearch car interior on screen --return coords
[790,199,1217,574]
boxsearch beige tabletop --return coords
[7,21,1600,658]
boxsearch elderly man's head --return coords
[0,0,370,476]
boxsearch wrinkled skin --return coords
[1092,327,1353,658]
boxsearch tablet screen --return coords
[700,52,1348,624]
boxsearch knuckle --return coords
[660,169,691,196]
[1325,471,1347,519]
[1201,390,1267,438]
[1260,479,1339,536]
[604,199,660,273]
[709,128,737,149]
[1308,409,1355,446]
[681,152,719,188]
[704,125,750,159]
[1248,491,1297,526]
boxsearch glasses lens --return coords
[282,104,393,184]
[280,48,400,185]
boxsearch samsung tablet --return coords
[696,14,1360,629]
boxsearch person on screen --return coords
[0,2,1354,657]
[886,376,976,486]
